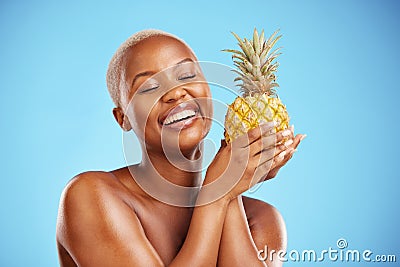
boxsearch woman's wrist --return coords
[195,185,232,208]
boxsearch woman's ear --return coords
[112,107,132,131]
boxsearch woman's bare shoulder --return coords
[64,170,118,188]
[58,171,122,204]
[61,167,141,199]
[56,169,164,266]
[242,196,282,220]
[242,196,287,251]
[57,171,127,224]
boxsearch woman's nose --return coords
[161,86,188,103]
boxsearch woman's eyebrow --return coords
[175,58,194,65]
[131,71,155,88]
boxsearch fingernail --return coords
[284,139,293,147]
[282,129,291,137]
[278,151,286,159]
[291,125,294,132]
[300,134,307,141]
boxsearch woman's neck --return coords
[128,146,203,207]
[139,145,203,188]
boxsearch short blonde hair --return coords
[106,29,195,107]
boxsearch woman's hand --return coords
[264,126,306,180]
[203,122,286,202]
[203,123,306,202]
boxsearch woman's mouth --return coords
[164,109,196,125]
[160,102,200,130]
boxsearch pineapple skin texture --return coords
[224,93,289,143]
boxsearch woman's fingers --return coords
[256,146,276,168]
[253,131,306,182]
[250,134,277,155]
[276,128,292,142]
[253,146,295,184]
[251,157,274,186]
[276,133,305,153]
[247,127,292,156]
[233,122,276,148]
[250,127,305,165]
[263,148,296,181]
[232,123,293,150]
[269,133,306,173]
[293,134,306,149]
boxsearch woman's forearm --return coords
[217,196,267,267]
[168,195,230,267]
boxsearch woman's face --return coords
[122,35,212,155]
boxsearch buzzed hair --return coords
[106,29,195,107]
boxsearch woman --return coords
[56,29,305,267]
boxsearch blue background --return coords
[1,0,399,266]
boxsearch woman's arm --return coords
[165,122,283,266]
[173,123,297,266]
[217,196,287,267]
[217,129,304,267]
[217,196,268,267]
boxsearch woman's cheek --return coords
[126,101,151,137]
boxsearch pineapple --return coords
[223,28,290,143]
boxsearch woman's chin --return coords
[180,134,205,153]
[159,129,206,158]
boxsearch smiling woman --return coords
[56,29,304,267]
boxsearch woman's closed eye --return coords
[178,72,196,81]
[139,83,160,94]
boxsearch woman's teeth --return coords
[164,110,196,125]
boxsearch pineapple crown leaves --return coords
[222,28,282,97]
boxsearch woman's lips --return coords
[163,109,196,125]
[159,102,200,130]
[163,112,199,130]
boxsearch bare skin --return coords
[56,35,305,267]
